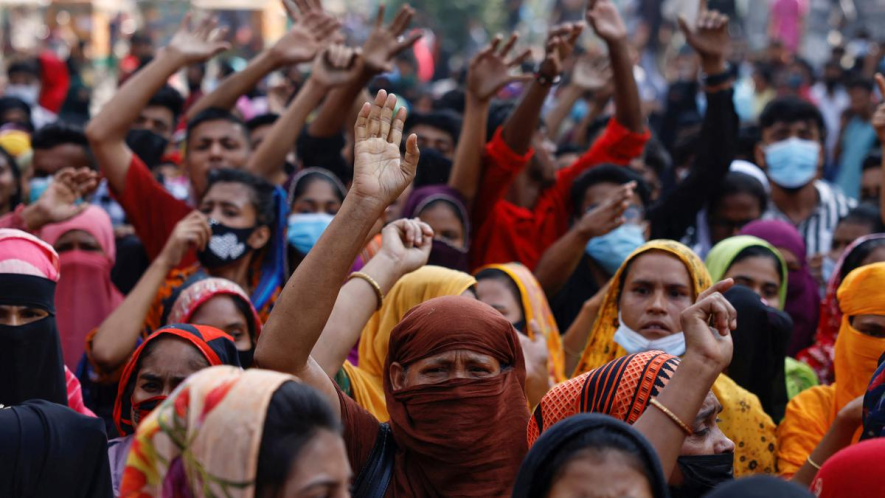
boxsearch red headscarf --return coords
[383,296,529,497]
[39,206,124,370]
[811,438,885,497]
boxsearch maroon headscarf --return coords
[384,296,529,497]
[741,220,821,356]
[401,186,470,272]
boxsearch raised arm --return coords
[586,0,643,133]
[544,54,612,142]
[86,14,229,194]
[0,168,98,232]
[448,34,531,207]
[254,90,420,416]
[89,211,211,372]
[790,395,864,485]
[311,218,432,377]
[874,74,885,223]
[633,279,736,479]
[307,5,421,138]
[185,0,340,121]
[501,23,583,155]
[246,44,361,183]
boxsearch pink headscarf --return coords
[0,229,59,280]
[38,207,123,370]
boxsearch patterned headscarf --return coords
[120,366,292,498]
[166,277,262,341]
[573,240,711,377]
[528,351,679,447]
[862,357,885,441]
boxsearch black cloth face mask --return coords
[669,453,735,498]
[0,274,66,407]
[197,219,255,269]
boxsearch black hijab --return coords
[512,413,669,498]
[0,399,113,497]
[724,285,791,421]
[704,475,813,497]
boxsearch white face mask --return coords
[5,84,40,106]
[613,312,686,356]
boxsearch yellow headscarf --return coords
[573,239,711,377]
[343,266,476,421]
[476,263,566,384]
[571,239,778,476]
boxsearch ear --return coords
[389,362,407,392]
[754,143,767,170]
[247,226,271,251]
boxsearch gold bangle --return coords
[348,272,384,311]
[806,455,822,471]
[648,398,693,436]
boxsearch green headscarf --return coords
[705,235,788,310]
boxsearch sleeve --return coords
[337,382,383,475]
[471,126,534,228]
[776,386,834,478]
[64,366,96,418]
[111,154,193,261]
[649,89,737,240]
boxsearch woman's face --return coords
[476,278,524,327]
[274,429,352,498]
[53,229,103,254]
[419,202,465,249]
[130,337,210,424]
[199,182,258,229]
[723,255,782,309]
[678,391,735,457]
[292,179,341,215]
[850,315,885,338]
[0,155,17,211]
[619,252,694,339]
[547,450,655,498]
[189,295,252,351]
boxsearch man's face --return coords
[132,105,176,142]
[708,192,762,245]
[754,119,824,172]
[861,167,882,202]
[185,120,250,197]
[7,71,38,87]
[411,124,455,159]
[848,87,871,115]
[32,144,91,177]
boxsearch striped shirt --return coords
[763,180,856,256]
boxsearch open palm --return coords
[467,33,531,102]
[273,0,340,65]
[352,90,419,208]
[677,1,730,63]
[362,4,423,73]
[586,0,627,42]
[168,13,230,64]
[572,55,612,92]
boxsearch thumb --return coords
[402,134,420,177]
[677,14,693,39]
[528,319,542,339]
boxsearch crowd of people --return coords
[2,0,885,496]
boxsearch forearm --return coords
[187,51,279,121]
[247,79,329,182]
[545,85,584,141]
[791,415,859,486]
[562,300,601,375]
[502,81,551,154]
[535,229,589,297]
[90,257,173,371]
[448,94,491,206]
[607,39,644,133]
[311,252,405,377]
[255,197,383,376]
[525,365,553,408]
[308,66,374,137]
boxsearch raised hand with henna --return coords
[270,0,342,66]
[362,4,423,74]
[467,33,532,102]
[677,0,730,74]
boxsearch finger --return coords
[403,133,420,177]
[506,48,532,67]
[367,90,387,138]
[699,0,708,14]
[178,12,193,33]
[499,32,519,58]
[402,219,417,246]
[696,278,735,302]
[292,0,310,14]
[568,24,584,45]
[388,105,406,146]
[677,14,693,38]
[354,102,371,142]
[416,220,434,238]
[394,31,423,54]
[374,4,385,28]
[381,93,397,142]
[876,73,885,97]
[306,0,323,11]
[389,5,414,36]
[528,319,542,338]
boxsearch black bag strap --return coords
[352,423,395,498]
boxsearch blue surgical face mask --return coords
[613,312,687,356]
[287,212,334,255]
[765,137,820,189]
[585,224,646,275]
[28,177,51,204]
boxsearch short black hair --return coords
[753,62,774,85]
[847,76,875,93]
[839,204,885,233]
[7,59,39,78]
[185,107,248,145]
[863,152,883,172]
[404,110,463,144]
[710,171,768,214]
[245,113,279,132]
[434,89,466,115]
[206,168,276,227]
[31,122,90,154]
[255,381,341,496]
[758,96,826,139]
[571,164,651,213]
[841,237,885,281]
[146,85,185,122]
[0,97,32,129]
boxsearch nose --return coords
[713,431,736,455]
[648,289,667,314]
[208,141,224,159]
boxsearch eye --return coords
[140,381,161,393]
[21,308,45,319]
[632,287,649,296]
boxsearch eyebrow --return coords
[694,405,718,424]
[139,373,162,383]
[631,279,690,290]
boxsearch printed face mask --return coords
[764,137,820,189]
[287,212,334,255]
[197,219,254,269]
[585,224,646,275]
[613,312,687,356]
[131,395,167,428]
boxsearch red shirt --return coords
[113,154,195,266]
[470,119,650,270]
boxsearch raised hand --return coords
[311,44,362,88]
[378,218,433,276]
[351,90,420,209]
[677,0,729,73]
[680,279,736,373]
[26,167,99,230]
[873,74,885,143]
[572,54,613,92]
[362,4,423,73]
[576,181,634,239]
[586,0,628,43]
[271,0,341,66]
[166,13,231,64]
[467,33,532,102]
[539,23,584,80]
[159,211,212,269]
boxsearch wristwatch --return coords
[701,64,733,87]
[536,72,562,87]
